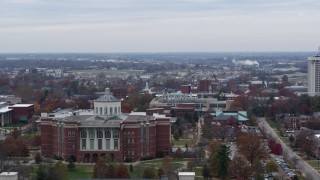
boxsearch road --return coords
[258,117,320,180]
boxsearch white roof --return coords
[0,107,12,113]
[10,104,33,107]
[129,112,147,116]
[178,172,195,176]
[0,172,18,175]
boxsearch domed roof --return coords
[94,88,120,102]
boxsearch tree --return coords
[117,163,130,178]
[266,159,278,173]
[11,128,21,139]
[295,130,316,159]
[143,167,157,179]
[92,159,108,178]
[36,164,49,180]
[236,132,267,164]
[35,152,42,164]
[162,156,171,175]
[202,163,211,179]
[208,140,222,159]
[210,144,231,179]
[67,159,75,171]
[106,164,116,178]
[157,168,164,178]
[129,164,133,173]
[47,161,68,180]
[228,154,252,179]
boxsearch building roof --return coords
[9,104,33,107]
[211,111,249,121]
[94,88,120,102]
[0,106,12,113]
[63,114,127,127]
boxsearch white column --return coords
[102,128,106,150]
[111,129,114,150]
[94,128,98,150]
[1,114,4,127]
[86,129,89,150]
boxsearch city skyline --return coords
[1,0,320,53]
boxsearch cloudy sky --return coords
[1,0,320,52]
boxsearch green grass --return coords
[267,120,277,129]
[192,166,203,177]
[72,69,144,75]
[68,165,94,180]
[307,160,320,170]
[172,139,191,147]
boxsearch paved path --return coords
[258,118,320,180]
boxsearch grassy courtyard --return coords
[68,165,94,180]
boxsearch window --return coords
[97,130,103,138]
[115,107,117,114]
[90,139,94,149]
[80,130,87,138]
[105,130,111,138]
[89,130,95,138]
[113,129,119,138]
[110,107,113,115]
[128,139,130,143]
[82,139,86,150]
[118,107,120,114]
[105,108,108,115]
[114,139,119,150]
[106,139,111,150]
[98,139,102,150]
[72,132,75,137]
[96,107,98,114]
[132,139,134,143]
[68,132,71,137]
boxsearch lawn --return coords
[307,160,320,170]
[68,164,94,180]
[172,139,191,147]
[72,69,144,75]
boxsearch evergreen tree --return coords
[47,161,68,180]
[210,144,231,179]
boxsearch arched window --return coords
[113,129,119,138]
[89,129,95,138]
[105,130,111,138]
[97,130,103,138]
[80,130,87,138]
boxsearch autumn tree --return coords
[266,159,278,173]
[117,163,130,178]
[92,159,108,178]
[236,132,267,164]
[208,140,222,159]
[228,154,252,179]
[162,156,171,175]
[295,130,316,159]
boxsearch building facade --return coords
[308,51,320,96]
[41,88,174,163]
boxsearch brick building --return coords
[41,88,174,163]
[9,104,34,123]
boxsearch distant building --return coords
[308,49,320,96]
[0,102,12,126]
[209,111,249,125]
[41,88,175,163]
[284,86,308,96]
[0,172,18,180]
[0,95,22,104]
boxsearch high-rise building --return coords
[308,48,320,96]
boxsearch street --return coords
[258,117,320,179]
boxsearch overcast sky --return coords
[1,0,320,52]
